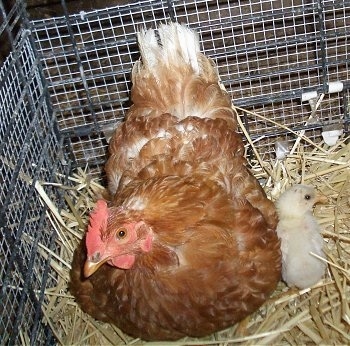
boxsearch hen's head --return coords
[84,199,153,277]
[276,184,327,218]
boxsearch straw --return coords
[34,106,349,345]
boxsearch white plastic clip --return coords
[321,123,344,146]
[322,129,343,146]
[301,90,318,102]
[328,81,343,94]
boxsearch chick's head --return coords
[276,184,327,219]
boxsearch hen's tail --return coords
[130,23,235,123]
[137,23,200,74]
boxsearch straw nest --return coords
[37,106,350,345]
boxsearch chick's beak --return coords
[84,254,110,278]
[314,193,328,205]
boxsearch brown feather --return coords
[70,23,281,341]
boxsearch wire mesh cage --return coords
[0,0,349,344]
[29,0,350,174]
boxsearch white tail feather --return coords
[137,23,200,73]
[137,28,158,68]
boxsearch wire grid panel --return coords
[31,0,350,173]
[31,0,173,172]
[0,27,69,346]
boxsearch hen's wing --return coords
[106,111,276,231]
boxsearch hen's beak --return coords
[84,255,110,278]
[314,193,328,205]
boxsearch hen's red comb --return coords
[86,199,108,256]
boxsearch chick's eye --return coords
[116,227,127,239]
[304,194,311,200]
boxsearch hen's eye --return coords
[116,227,127,239]
[304,194,311,200]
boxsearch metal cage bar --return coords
[30,0,350,175]
[0,0,349,344]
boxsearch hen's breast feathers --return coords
[70,177,280,339]
[71,177,280,337]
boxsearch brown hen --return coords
[70,23,281,341]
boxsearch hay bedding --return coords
[36,107,350,345]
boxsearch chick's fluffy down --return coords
[276,184,326,289]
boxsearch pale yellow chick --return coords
[276,184,327,289]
